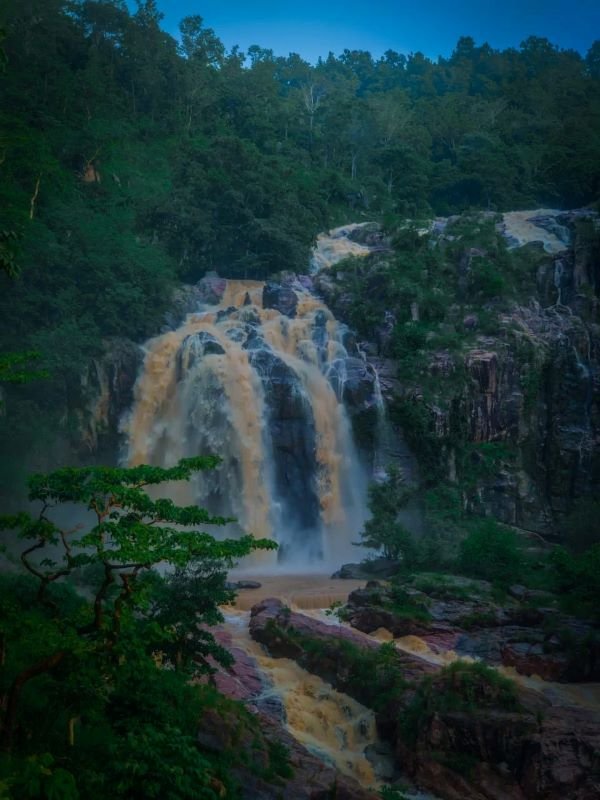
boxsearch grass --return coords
[410,573,492,601]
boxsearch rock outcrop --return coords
[343,576,600,683]
[250,597,600,800]
[262,281,298,318]
[200,624,379,800]
[79,337,143,457]
[314,211,600,537]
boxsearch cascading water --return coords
[122,278,371,567]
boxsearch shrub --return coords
[458,519,523,585]
[562,498,600,553]
[386,584,431,622]
[549,544,600,619]
[400,660,519,744]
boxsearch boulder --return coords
[262,282,298,318]
[501,642,569,682]
[197,271,227,305]
[178,332,225,377]
[341,358,379,412]
[234,580,262,590]
[332,559,400,579]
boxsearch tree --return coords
[0,26,7,73]
[563,497,600,553]
[356,467,417,563]
[585,40,600,78]
[0,456,276,755]
[0,230,20,278]
[0,351,47,391]
[458,519,522,585]
[178,15,224,134]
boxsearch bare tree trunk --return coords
[1,651,65,751]
[29,177,41,220]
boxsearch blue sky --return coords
[143,1,600,63]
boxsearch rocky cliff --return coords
[314,210,600,539]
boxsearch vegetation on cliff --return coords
[341,213,600,614]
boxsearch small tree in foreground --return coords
[355,466,418,565]
[458,519,522,586]
[0,457,276,796]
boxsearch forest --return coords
[1,2,600,799]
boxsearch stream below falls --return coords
[216,574,600,797]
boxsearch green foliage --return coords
[400,660,519,745]
[457,442,516,490]
[0,352,47,386]
[379,787,409,800]
[0,753,79,800]
[562,498,600,554]
[0,230,21,278]
[274,624,408,713]
[385,584,431,622]
[324,600,349,623]
[356,467,418,564]
[263,741,294,781]
[549,544,600,619]
[389,399,443,482]
[0,459,277,798]
[458,519,524,586]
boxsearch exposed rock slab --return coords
[249,600,600,800]
[204,626,378,800]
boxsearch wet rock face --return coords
[403,705,600,800]
[326,355,379,412]
[342,358,378,410]
[464,347,521,443]
[431,301,599,532]
[196,271,228,305]
[80,337,143,457]
[465,219,600,529]
[249,350,322,559]
[316,212,599,534]
[165,272,228,328]
[347,222,390,249]
[262,281,298,318]
[178,332,225,377]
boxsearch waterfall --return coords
[122,279,370,568]
[310,223,372,273]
